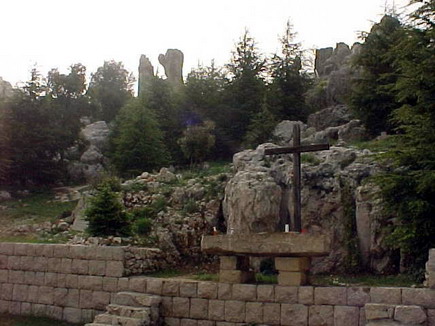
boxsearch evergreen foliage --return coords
[243,101,278,148]
[85,183,130,237]
[376,0,435,276]
[178,121,216,165]
[349,15,404,136]
[109,97,170,176]
[88,60,134,122]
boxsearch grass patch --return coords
[301,154,321,165]
[311,274,420,287]
[0,314,80,326]
[145,269,186,278]
[0,192,77,225]
[255,273,278,284]
[350,136,398,153]
[193,273,219,282]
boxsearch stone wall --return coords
[427,249,435,289]
[0,242,164,324]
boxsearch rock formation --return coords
[158,49,184,88]
[138,54,154,96]
[0,77,14,99]
[67,121,110,182]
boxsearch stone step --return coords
[94,313,149,326]
[113,291,161,307]
[106,303,150,319]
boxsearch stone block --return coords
[298,286,313,305]
[79,289,93,309]
[78,275,103,290]
[12,284,28,301]
[129,277,147,293]
[246,302,263,324]
[428,309,435,326]
[161,296,173,317]
[365,303,395,320]
[0,300,9,314]
[106,261,124,277]
[111,247,125,261]
[32,303,48,316]
[190,298,209,319]
[46,305,63,320]
[103,277,118,292]
[263,302,280,325]
[28,285,39,303]
[44,272,57,287]
[9,301,21,315]
[58,273,67,287]
[209,300,225,321]
[220,256,249,270]
[428,271,435,289]
[60,258,72,274]
[165,318,181,326]
[181,319,198,326]
[88,260,106,276]
[34,257,48,272]
[173,297,190,318]
[96,246,114,260]
[256,284,274,302]
[197,321,214,326]
[198,282,217,299]
[275,257,310,272]
[360,307,366,326]
[47,258,62,273]
[71,259,89,275]
[180,281,198,298]
[309,305,334,326]
[0,270,8,283]
[334,306,359,326]
[85,246,98,260]
[65,274,78,288]
[54,287,68,307]
[163,280,180,296]
[40,244,54,258]
[278,271,307,286]
[402,288,435,308]
[23,271,35,284]
[66,289,80,308]
[347,287,370,306]
[281,304,308,326]
[275,286,298,303]
[53,244,69,258]
[8,256,21,270]
[63,307,82,324]
[371,287,402,304]
[14,243,28,256]
[34,272,45,285]
[20,256,34,271]
[314,287,347,305]
[0,254,7,269]
[117,277,130,291]
[219,270,254,284]
[70,245,87,259]
[92,290,111,310]
[39,286,54,305]
[9,270,24,283]
[0,242,14,255]
[224,300,245,322]
[147,278,163,295]
[232,284,256,301]
[1,283,13,300]
[394,305,427,324]
[21,302,31,315]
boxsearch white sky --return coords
[0,0,409,89]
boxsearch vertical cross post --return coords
[292,124,302,232]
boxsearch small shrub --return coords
[133,217,153,235]
[301,154,321,165]
[151,196,168,213]
[182,199,200,215]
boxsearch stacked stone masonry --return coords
[0,242,163,324]
[427,249,435,289]
[1,243,435,325]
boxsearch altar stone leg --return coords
[275,257,311,286]
[219,256,254,283]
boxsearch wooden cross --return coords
[264,124,330,232]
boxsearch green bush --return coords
[133,217,153,235]
[85,185,130,237]
[182,199,200,215]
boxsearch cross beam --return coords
[264,124,330,232]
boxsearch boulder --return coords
[80,145,104,164]
[158,49,184,88]
[0,77,14,99]
[0,190,12,201]
[80,121,110,151]
[138,54,154,96]
[307,105,353,131]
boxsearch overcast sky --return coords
[0,0,409,88]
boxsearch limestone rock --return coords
[80,145,104,164]
[80,121,110,151]
[138,54,154,96]
[223,170,282,234]
[0,190,12,201]
[158,49,184,88]
[307,105,353,131]
[0,77,14,99]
